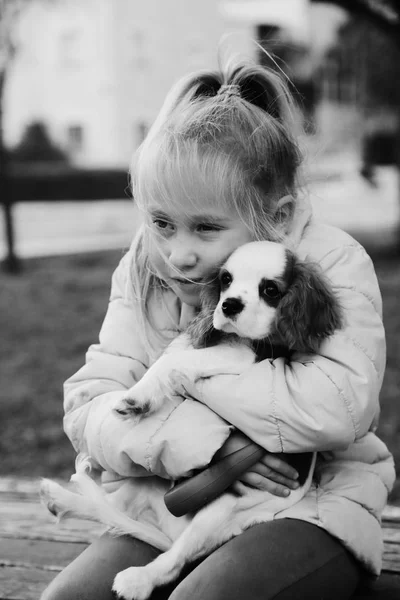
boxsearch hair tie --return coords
[217,84,241,99]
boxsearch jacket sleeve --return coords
[63,247,152,475]
[190,243,386,453]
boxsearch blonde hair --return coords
[128,60,304,359]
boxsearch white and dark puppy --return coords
[115,241,341,420]
[41,241,342,600]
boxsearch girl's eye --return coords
[197,223,221,233]
[153,219,173,231]
[220,271,232,287]
[262,281,280,299]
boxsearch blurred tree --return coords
[311,0,400,246]
[335,18,400,174]
[1,0,27,272]
[311,0,400,43]
[0,0,56,272]
[11,121,67,163]
[332,17,400,108]
[257,25,315,131]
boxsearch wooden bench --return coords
[1,477,399,599]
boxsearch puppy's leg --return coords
[115,344,255,418]
[40,478,172,552]
[113,493,243,600]
[113,353,184,418]
[40,478,100,522]
[113,334,193,418]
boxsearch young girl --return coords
[42,60,395,600]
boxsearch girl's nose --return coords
[168,237,197,269]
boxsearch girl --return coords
[42,60,395,600]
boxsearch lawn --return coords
[1,248,399,504]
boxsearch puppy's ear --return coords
[275,257,342,354]
[186,271,223,349]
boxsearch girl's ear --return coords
[186,273,222,348]
[275,259,342,354]
[274,195,293,214]
[272,195,295,231]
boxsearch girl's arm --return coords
[62,246,233,480]
[184,242,386,453]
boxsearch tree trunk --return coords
[0,68,21,273]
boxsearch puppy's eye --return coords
[262,281,280,299]
[220,271,232,287]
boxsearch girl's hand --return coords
[236,452,300,497]
[214,431,300,498]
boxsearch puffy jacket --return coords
[63,213,395,575]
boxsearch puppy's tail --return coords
[40,457,172,552]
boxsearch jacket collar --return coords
[285,193,313,250]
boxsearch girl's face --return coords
[147,200,254,307]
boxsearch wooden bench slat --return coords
[0,538,87,569]
[353,573,400,599]
[383,543,400,573]
[4,497,399,573]
[382,527,400,543]
[0,566,57,600]
[381,505,400,522]
[1,477,400,599]
[0,498,104,542]
[1,550,400,600]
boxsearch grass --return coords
[1,248,399,504]
[0,250,123,479]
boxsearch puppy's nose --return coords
[221,297,244,317]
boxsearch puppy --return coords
[41,241,342,600]
[115,240,341,419]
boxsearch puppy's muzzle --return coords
[221,297,244,318]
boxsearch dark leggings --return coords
[41,519,361,600]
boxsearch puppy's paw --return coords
[113,566,154,600]
[113,392,152,420]
[39,479,70,520]
[40,478,60,517]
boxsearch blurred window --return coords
[67,125,84,153]
[320,49,358,105]
[129,29,148,69]
[59,29,82,68]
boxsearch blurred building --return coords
[4,0,233,167]
[4,0,345,169]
